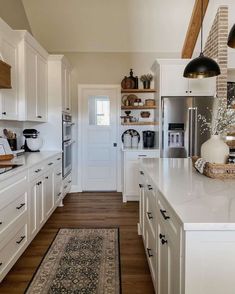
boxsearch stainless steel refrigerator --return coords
[161,96,214,158]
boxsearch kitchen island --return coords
[139,158,235,294]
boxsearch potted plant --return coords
[140,74,153,89]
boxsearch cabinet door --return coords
[0,39,18,120]
[189,77,216,96]
[36,55,47,121]
[25,44,37,120]
[29,180,41,238]
[65,68,71,112]
[161,65,189,96]
[157,219,181,294]
[44,171,54,218]
[125,159,139,197]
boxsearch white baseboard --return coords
[137,223,142,235]
[125,195,140,202]
[70,185,82,193]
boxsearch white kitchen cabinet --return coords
[54,163,63,205]
[122,150,159,202]
[0,171,28,282]
[17,31,48,122]
[44,171,54,219]
[0,19,20,120]
[62,61,71,113]
[154,60,216,97]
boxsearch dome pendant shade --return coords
[183,53,221,79]
[228,24,235,48]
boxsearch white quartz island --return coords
[139,158,235,294]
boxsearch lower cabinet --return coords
[0,153,64,282]
[122,150,159,202]
[139,167,182,294]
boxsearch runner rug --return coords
[25,228,121,294]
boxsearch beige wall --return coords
[0,0,31,32]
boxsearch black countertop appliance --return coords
[143,130,155,148]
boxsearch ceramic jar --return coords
[201,135,229,163]
[123,133,132,148]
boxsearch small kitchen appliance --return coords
[143,131,155,148]
[23,129,43,152]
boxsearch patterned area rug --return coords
[25,228,121,294]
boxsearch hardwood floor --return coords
[0,192,155,294]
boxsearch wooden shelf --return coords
[121,89,156,93]
[121,105,157,110]
[121,122,158,126]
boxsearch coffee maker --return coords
[143,131,155,148]
[23,129,42,152]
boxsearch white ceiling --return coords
[22,0,195,53]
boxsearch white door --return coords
[81,86,118,191]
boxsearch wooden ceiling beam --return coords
[181,0,209,59]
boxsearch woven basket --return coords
[192,156,235,179]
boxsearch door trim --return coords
[77,84,121,192]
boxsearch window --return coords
[89,96,110,126]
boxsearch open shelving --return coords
[121,122,158,126]
[121,105,157,110]
[121,89,156,93]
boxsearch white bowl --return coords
[26,138,43,151]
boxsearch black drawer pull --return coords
[48,162,53,166]
[37,115,42,118]
[147,248,153,257]
[64,185,68,189]
[57,192,62,197]
[57,158,61,161]
[161,238,168,245]
[16,236,25,244]
[138,154,147,157]
[68,180,72,183]
[139,184,143,188]
[160,209,170,220]
[56,172,62,176]
[0,262,2,266]
[35,168,41,173]
[45,176,49,179]
[148,185,153,190]
[159,233,165,240]
[16,203,25,210]
[140,171,144,175]
[37,181,42,186]
[66,108,70,110]
[0,222,3,225]
[147,212,153,220]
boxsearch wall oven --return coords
[62,113,73,141]
[62,112,73,178]
[63,140,73,178]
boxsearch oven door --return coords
[63,122,72,141]
[63,140,72,178]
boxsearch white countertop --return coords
[0,151,61,181]
[140,158,235,231]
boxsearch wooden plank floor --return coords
[0,192,155,294]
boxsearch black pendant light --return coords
[228,24,235,48]
[183,0,221,78]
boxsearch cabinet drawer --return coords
[29,163,46,181]
[45,154,62,169]
[145,221,157,285]
[63,173,72,197]
[0,223,27,275]
[157,192,182,241]
[126,151,159,161]
[145,190,157,238]
[0,193,27,236]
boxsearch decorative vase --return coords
[201,135,229,163]
[143,80,150,89]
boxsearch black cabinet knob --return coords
[161,238,168,245]
[160,209,170,220]
[159,233,165,239]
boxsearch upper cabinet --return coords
[48,55,71,114]
[17,31,48,122]
[152,59,216,97]
[61,58,71,113]
[0,19,20,120]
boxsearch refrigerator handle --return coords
[188,108,193,157]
